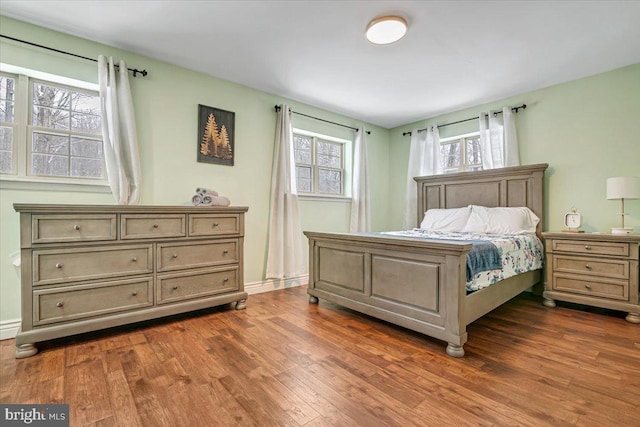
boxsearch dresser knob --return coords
[584,245,591,250]
[73,224,80,230]
[585,285,592,290]
[223,249,229,254]
[172,286,178,290]
[224,277,229,282]
[153,224,159,228]
[213,223,219,227]
[132,292,138,296]
[56,302,64,307]
[172,253,178,259]
[55,263,63,269]
[131,257,137,262]
[585,264,592,270]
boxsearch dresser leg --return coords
[625,312,640,324]
[543,297,556,308]
[309,295,319,304]
[15,344,38,359]
[446,343,465,358]
[235,299,247,310]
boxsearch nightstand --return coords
[542,232,640,323]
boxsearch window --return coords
[439,133,482,173]
[0,68,105,183]
[293,130,348,196]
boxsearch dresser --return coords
[542,232,640,323]
[13,204,249,358]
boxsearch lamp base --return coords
[611,227,634,235]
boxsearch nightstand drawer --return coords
[553,275,629,301]
[551,240,629,257]
[553,255,629,280]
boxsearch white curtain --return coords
[349,127,370,232]
[480,106,520,169]
[266,105,305,279]
[402,126,441,229]
[98,55,142,204]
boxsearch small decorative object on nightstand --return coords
[563,207,584,233]
[606,176,639,235]
[542,232,640,324]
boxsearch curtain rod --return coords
[274,105,371,135]
[402,104,526,136]
[0,34,149,77]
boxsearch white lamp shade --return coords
[606,176,640,200]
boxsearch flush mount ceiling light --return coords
[366,15,408,45]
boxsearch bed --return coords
[304,163,548,357]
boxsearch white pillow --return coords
[420,206,471,232]
[462,205,540,234]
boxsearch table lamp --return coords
[607,176,640,234]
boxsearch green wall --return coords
[389,63,640,233]
[0,16,390,325]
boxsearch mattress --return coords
[380,230,544,292]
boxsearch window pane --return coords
[0,150,12,173]
[293,134,312,150]
[466,137,482,165]
[440,142,460,170]
[317,154,341,168]
[71,157,103,178]
[294,148,312,165]
[32,153,69,177]
[0,127,13,151]
[318,168,342,194]
[32,106,70,130]
[72,92,101,114]
[318,140,341,156]
[0,100,15,123]
[33,132,69,155]
[0,76,16,102]
[71,137,103,159]
[296,166,312,192]
[32,83,71,109]
[71,112,102,134]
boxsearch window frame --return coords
[293,128,351,200]
[439,131,482,174]
[0,64,109,189]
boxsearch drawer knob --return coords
[224,277,229,282]
[132,292,138,296]
[73,224,80,230]
[55,263,63,269]
[213,223,219,227]
[153,224,159,228]
[585,264,592,270]
[584,245,591,250]
[172,253,178,259]
[172,286,178,290]
[585,285,592,290]
[56,302,64,308]
[131,257,137,262]
[223,249,229,254]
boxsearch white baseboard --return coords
[245,274,308,295]
[0,319,20,340]
[0,276,308,341]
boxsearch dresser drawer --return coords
[33,245,153,286]
[121,214,186,239]
[157,239,239,272]
[32,214,117,243]
[551,240,629,257]
[34,277,153,325]
[552,274,629,301]
[157,267,238,304]
[552,255,629,280]
[188,214,240,237]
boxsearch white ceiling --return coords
[2,1,640,129]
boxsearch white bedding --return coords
[380,229,544,292]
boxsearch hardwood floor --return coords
[1,285,639,427]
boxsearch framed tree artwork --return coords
[197,104,235,166]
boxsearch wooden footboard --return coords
[305,231,473,357]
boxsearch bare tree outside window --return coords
[293,131,345,196]
[440,134,482,173]
[0,75,16,173]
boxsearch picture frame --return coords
[197,104,235,166]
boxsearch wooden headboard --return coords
[414,163,548,236]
